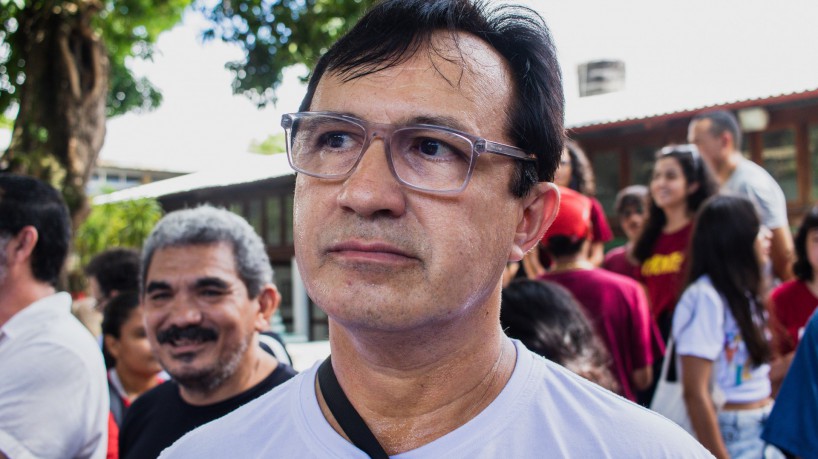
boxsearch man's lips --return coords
[164,338,210,354]
[327,240,417,263]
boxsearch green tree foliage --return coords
[0,0,373,226]
[0,0,189,227]
[198,0,372,107]
[248,132,285,155]
[74,197,163,268]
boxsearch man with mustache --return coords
[0,174,108,459]
[162,0,712,457]
[118,206,296,459]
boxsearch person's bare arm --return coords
[681,355,729,459]
[770,226,795,282]
[587,241,605,267]
[631,366,653,391]
[769,351,795,397]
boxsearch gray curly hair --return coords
[140,205,273,297]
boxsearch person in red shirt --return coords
[603,185,648,280]
[632,145,718,342]
[538,187,655,402]
[631,145,717,405]
[768,205,818,394]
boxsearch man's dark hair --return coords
[544,236,585,258]
[85,248,141,298]
[691,110,742,151]
[793,205,818,281]
[0,174,71,285]
[299,0,565,198]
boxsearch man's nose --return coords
[336,138,407,218]
[165,294,204,327]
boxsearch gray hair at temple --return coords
[140,205,273,297]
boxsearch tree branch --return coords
[57,32,81,100]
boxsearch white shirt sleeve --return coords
[673,278,725,361]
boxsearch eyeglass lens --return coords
[287,114,475,192]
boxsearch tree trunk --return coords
[4,1,109,229]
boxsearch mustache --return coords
[156,325,218,345]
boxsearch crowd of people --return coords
[1,0,816,458]
[502,110,817,458]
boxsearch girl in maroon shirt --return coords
[632,145,718,342]
[631,145,717,406]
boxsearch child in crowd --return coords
[603,185,648,280]
[673,194,775,459]
[537,187,654,402]
[102,292,165,459]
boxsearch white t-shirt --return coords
[724,156,789,230]
[161,340,711,458]
[673,275,771,404]
[0,292,109,459]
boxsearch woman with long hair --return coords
[768,205,818,393]
[673,194,774,459]
[632,144,718,341]
[102,292,164,459]
[501,279,619,393]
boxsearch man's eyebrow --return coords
[408,115,469,132]
[194,277,231,290]
[324,111,470,133]
[145,281,172,294]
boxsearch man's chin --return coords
[166,365,224,393]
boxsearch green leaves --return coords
[75,198,163,267]
[198,0,373,107]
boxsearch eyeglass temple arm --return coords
[477,139,535,161]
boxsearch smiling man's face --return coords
[142,243,263,392]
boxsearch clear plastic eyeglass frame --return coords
[281,111,535,195]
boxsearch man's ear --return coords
[509,182,560,262]
[254,284,282,332]
[8,226,38,268]
[720,131,733,151]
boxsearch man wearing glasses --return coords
[162,1,711,457]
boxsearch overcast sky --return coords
[29,0,818,172]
